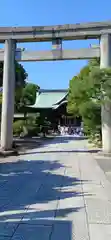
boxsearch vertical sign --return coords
[52,39,62,60]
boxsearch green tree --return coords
[0,61,27,87]
[0,61,28,113]
[15,83,40,112]
[21,83,40,105]
[0,91,2,105]
[67,58,111,143]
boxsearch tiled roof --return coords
[28,89,68,109]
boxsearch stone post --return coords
[1,39,16,150]
[100,34,111,153]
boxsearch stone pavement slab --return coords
[0,237,10,240]
[0,222,18,237]
[51,220,73,240]
[11,223,52,240]
[0,136,111,239]
[89,224,111,240]
[97,156,111,183]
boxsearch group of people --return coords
[58,125,84,136]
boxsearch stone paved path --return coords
[0,136,111,239]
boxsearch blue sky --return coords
[0,0,111,89]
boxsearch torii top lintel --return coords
[0,21,111,43]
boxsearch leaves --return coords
[15,62,28,87]
[67,59,111,116]
[67,58,107,140]
[0,61,27,87]
[15,83,40,112]
[0,61,40,114]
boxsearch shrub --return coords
[13,120,26,136]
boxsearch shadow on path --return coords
[15,135,87,153]
[0,156,91,239]
[20,149,100,156]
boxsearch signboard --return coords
[52,39,62,59]
[52,39,62,50]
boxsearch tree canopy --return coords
[21,83,40,105]
[15,83,40,111]
[67,58,111,142]
[0,61,28,87]
[0,61,40,112]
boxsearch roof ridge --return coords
[39,89,68,93]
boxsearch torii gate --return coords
[0,21,111,154]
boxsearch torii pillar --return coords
[100,34,111,154]
[0,39,16,151]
